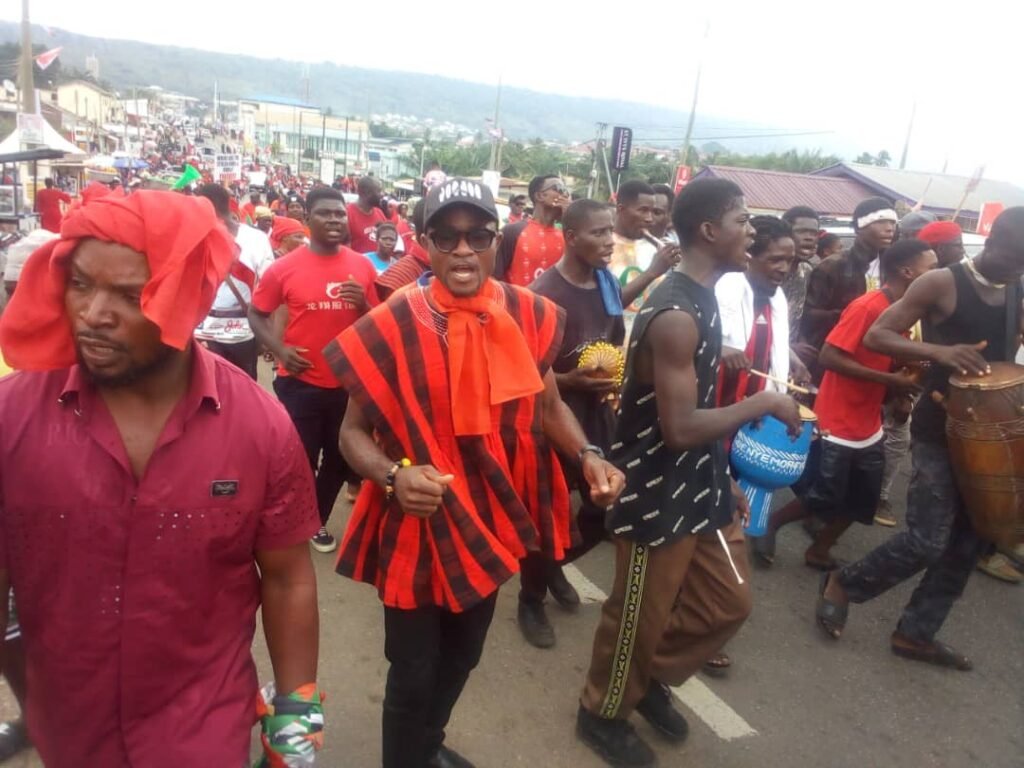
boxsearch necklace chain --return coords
[965,257,1006,289]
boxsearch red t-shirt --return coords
[252,245,379,388]
[506,220,564,287]
[346,202,387,253]
[35,187,72,232]
[815,289,895,441]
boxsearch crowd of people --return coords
[0,164,1020,768]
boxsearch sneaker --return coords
[977,553,1022,584]
[635,681,689,742]
[517,599,555,648]
[576,705,655,768]
[310,527,337,553]
[874,500,897,527]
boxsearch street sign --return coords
[611,127,633,171]
[673,165,691,194]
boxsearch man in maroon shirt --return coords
[347,175,387,253]
[0,190,323,768]
[33,178,71,233]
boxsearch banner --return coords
[212,153,242,182]
[976,202,1003,236]
[610,127,632,172]
[17,113,45,146]
[673,165,692,194]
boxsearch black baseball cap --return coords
[423,178,499,229]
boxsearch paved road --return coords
[1,383,1020,767]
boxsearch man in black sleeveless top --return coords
[816,207,1024,670]
[576,179,801,768]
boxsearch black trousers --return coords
[273,376,353,526]
[520,493,607,603]
[205,338,258,380]
[839,439,987,642]
[382,594,497,768]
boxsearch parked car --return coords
[820,226,985,258]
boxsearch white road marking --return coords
[562,564,759,741]
[671,678,758,740]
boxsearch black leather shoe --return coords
[428,744,476,768]
[576,704,655,768]
[547,564,581,612]
[517,599,556,648]
[635,681,689,742]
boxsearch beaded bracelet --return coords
[384,458,412,500]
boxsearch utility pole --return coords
[320,112,327,175]
[488,75,503,171]
[18,0,35,114]
[343,116,350,177]
[298,110,304,173]
[679,21,710,169]
[898,100,916,170]
[587,123,607,199]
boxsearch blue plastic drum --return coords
[730,406,816,537]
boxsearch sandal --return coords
[751,531,776,567]
[815,571,847,640]
[702,651,731,678]
[0,720,30,761]
[890,634,972,671]
[804,549,838,571]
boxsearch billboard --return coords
[610,127,633,172]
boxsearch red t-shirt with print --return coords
[252,245,379,388]
[506,220,564,287]
[815,289,897,441]
[346,202,387,253]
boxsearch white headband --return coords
[856,209,898,229]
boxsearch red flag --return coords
[34,47,62,71]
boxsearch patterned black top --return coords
[606,271,735,546]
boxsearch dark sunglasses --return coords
[428,229,497,253]
[542,183,569,196]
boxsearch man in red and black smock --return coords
[327,178,625,768]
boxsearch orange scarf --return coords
[429,278,544,435]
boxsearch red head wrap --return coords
[917,221,962,247]
[270,216,306,251]
[0,191,237,370]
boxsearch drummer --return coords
[712,214,812,673]
[815,207,1024,670]
[765,239,934,568]
[716,215,813,408]
[517,199,626,649]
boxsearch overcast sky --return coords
[5,0,1022,184]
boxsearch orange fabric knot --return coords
[428,278,544,435]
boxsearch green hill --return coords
[0,21,702,142]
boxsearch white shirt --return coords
[195,224,274,344]
[714,271,791,393]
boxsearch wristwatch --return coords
[578,444,605,463]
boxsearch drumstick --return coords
[749,369,812,396]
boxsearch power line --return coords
[635,130,835,142]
